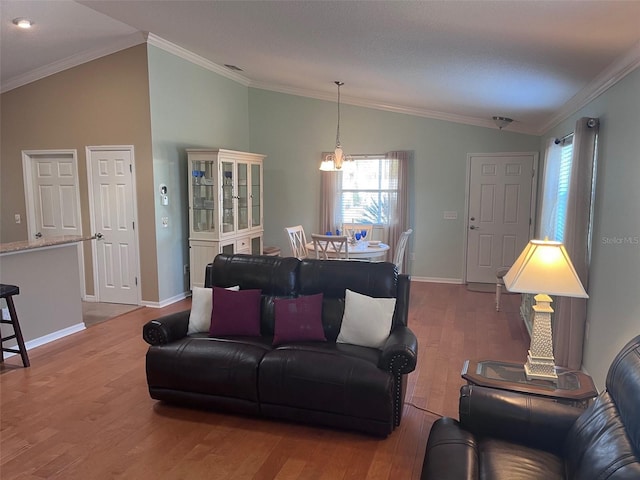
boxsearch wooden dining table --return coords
[306,240,390,260]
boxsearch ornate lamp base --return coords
[524,293,558,383]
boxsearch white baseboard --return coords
[141,291,189,309]
[83,294,97,302]
[2,323,85,360]
[410,276,464,284]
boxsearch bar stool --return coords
[0,284,30,367]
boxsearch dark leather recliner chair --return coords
[421,335,640,479]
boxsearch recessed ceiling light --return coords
[13,17,34,29]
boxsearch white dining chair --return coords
[342,223,374,240]
[311,234,349,260]
[284,225,309,259]
[393,228,413,274]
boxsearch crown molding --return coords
[248,80,536,134]
[537,40,640,135]
[3,30,636,136]
[146,33,251,86]
[0,32,147,94]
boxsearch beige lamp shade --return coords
[504,239,588,298]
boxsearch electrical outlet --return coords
[162,216,169,227]
[14,214,21,224]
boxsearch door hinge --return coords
[129,164,132,173]
[135,277,138,286]
[132,221,135,230]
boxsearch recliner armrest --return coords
[459,384,583,454]
[142,310,190,346]
[421,417,479,480]
[379,325,418,373]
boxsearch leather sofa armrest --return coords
[379,325,418,373]
[142,310,190,346]
[459,384,583,454]
[421,417,479,480]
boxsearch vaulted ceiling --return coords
[2,0,639,134]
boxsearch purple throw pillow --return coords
[209,287,262,336]
[273,293,326,345]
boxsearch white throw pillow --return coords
[187,285,239,334]
[336,289,396,349]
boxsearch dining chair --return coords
[495,266,511,311]
[311,234,349,260]
[393,228,413,274]
[284,225,309,259]
[342,223,374,240]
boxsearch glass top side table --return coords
[461,359,598,406]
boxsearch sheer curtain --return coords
[553,117,599,370]
[386,151,410,269]
[319,152,341,233]
[537,138,564,239]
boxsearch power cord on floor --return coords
[404,401,444,418]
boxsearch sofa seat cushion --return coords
[479,438,565,480]
[258,344,392,422]
[146,336,273,401]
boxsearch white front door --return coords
[87,146,139,305]
[466,153,537,284]
[22,150,82,239]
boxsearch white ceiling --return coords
[2,0,640,134]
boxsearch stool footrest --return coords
[2,347,22,354]
[1,334,17,342]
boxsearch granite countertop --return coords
[0,235,94,255]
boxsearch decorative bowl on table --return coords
[368,240,381,247]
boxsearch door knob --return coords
[35,232,42,238]
[470,226,478,230]
[95,233,104,240]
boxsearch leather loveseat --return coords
[143,254,418,437]
[420,335,640,479]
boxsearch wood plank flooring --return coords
[0,282,528,479]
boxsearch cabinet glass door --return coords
[221,161,234,233]
[251,163,262,228]
[237,162,249,230]
[191,160,216,233]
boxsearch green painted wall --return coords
[541,68,640,389]
[147,45,250,302]
[249,88,540,280]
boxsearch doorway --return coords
[465,152,537,284]
[86,146,140,305]
[22,150,87,297]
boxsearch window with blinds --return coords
[339,156,399,225]
[554,140,574,242]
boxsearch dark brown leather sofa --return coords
[421,335,640,479]
[143,254,418,437]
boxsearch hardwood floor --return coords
[0,282,528,479]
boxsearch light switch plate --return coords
[443,211,457,220]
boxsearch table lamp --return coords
[503,239,588,383]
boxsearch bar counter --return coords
[0,235,93,361]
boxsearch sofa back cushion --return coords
[564,335,640,479]
[207,254,300,335]
[298,259,398,341]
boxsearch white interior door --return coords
[22,150,82,240]
[87,146,139,305]
[466,153,536,284]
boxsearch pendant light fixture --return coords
[320,81,352,171]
